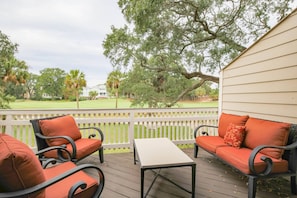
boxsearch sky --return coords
[0,0,126,87]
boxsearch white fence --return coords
[0,108,218,151]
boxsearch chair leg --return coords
[99,147,104,163]
[291,176,297,194]
[248,176,257,198]
[194,143,199,158]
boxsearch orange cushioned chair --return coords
[30,115,104,164]
[0,134,104,198]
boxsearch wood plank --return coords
[81,149,297,198]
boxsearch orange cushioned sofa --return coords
[194,113,297,198]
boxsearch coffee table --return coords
[133,138,196,198]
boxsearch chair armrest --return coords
[35,133,77,158]
[0,164,105,198]
[248,141,297,176]
[36,145,72,166]
[80,127,104,142]
[193,125,218,138]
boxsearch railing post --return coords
[4,114,13,136]
[128,111,135,151]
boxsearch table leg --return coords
[192,164,196,198]
[133,144,136,164]
[141,168,144,198]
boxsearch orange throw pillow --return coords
[224,123,246,148]
[39,115,81,146]
[218,113,249,138]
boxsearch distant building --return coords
[81,84,108,98]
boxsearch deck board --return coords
[80,148,296,198]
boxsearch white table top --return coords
[134,138,195,168]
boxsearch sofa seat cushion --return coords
[218,113,249,138]
[44,161,98,198]
[44,138,102,160]
[196,136,228,154]
[0,134,46,198]
[244,118,290,159]
[39,115,82,146]
[216,147,288,175]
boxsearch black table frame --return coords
[133,143,196,198]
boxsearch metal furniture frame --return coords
[30,115,104,163]
[134,138,196,198]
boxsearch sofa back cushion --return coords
[244,117,290,159]
[0,134,46,197]
[39,115,81,146]
[218,113,249,138]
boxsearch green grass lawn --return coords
[10,98,218,109]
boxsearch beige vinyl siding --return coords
[220,9,297,123]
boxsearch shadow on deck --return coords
[80,149,296,198]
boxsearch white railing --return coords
[0,108,218,151]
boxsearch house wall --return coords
[220,9,297,123]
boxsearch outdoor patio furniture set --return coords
[0,115,105,198]
[194,112,297,198]
[1,113,297,197]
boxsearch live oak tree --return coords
[103,0,294,107]
[37,68,66,100]
[0,31,29,108]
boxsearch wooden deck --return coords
[80,148,296,198]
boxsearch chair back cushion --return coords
[0,134,46,197]
[39,115,82,146]
[218,113,249,138]
[244,117,290,159]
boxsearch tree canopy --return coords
[37,68,66,100]
[0,31,29,108]
[103,0,294,107]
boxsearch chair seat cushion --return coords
[216,146,288,175]
[44,161,98,198]
[45,138,102,160]
[39,115,82,146]
[196,136,228,154]
[0,134,46,197]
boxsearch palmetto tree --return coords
[106,70,123,108]
[65,69,86,109]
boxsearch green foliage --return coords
[65,69,86,109]
[106,70,125,108]
[89,90,98,100]
[103,0,294,107]
[37,68,66,99]
[24,73,39,99]
[0,31,29,108]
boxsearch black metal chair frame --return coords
[30,115,104,164]
[0,146,105,198]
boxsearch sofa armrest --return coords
[35,133,77,158]
[0,164,105,198]
[80,126,104,142]
[249,141,297,176]
[193,125,218,138]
